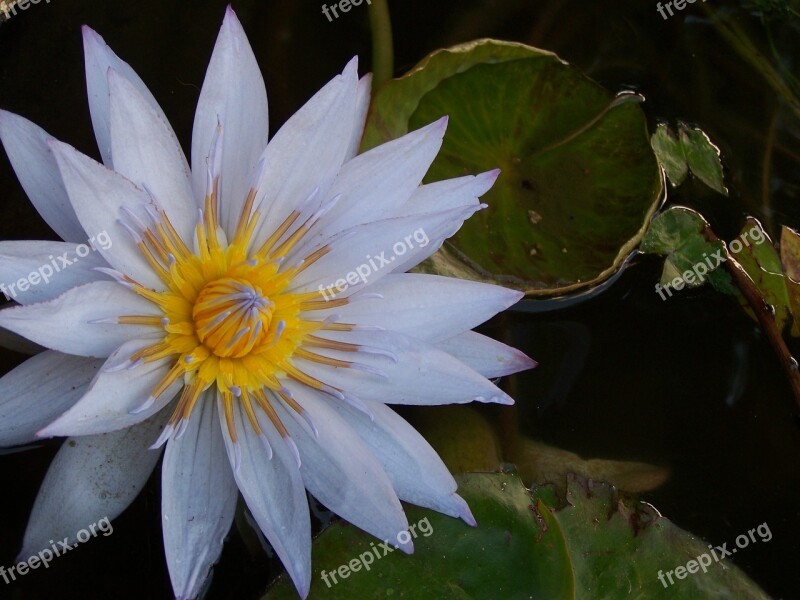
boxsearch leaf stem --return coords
[706,228,800,410]
[368,0,394,90]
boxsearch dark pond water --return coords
[0,0,798,598]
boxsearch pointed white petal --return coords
[400,169,499,216]
[19,414,167,559]
[331,396,474,522]
[0,241,108,305]
[219,397,311,598]
[50,140,167,290]
[163,394,237,600]
[279,383,412,552]
[0,110,86,242]
[82,26,168,167]
[301,118,447,247]
[297,329,514,406]
[435,330,536,378]
[192,6,268,237]
[0,281,161,358]
[310,273,522,343]
[289,204,483,296]
[108,70,195,242]
[250,59,359,247]
[344,74,372,160]
[39,339,181,437]
[390,203,485,274]
[0,352,102,447]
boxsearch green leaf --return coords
[264,472,570,599]
[651,123,688,186]
[263,474,772,599]
[780,225,800,336]
[363,39,662,297]
[648,122,727,195]
[532,476,773,599]
[641,207,725,290]
[679,124,728,196]
[732,218,791,330]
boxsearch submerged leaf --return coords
[517,438,670,493]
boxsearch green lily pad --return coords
[263,473,771,599]
[363,40,663,296]
[532,475,772,599]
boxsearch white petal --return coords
[0,241,108,305]
[302,118,447,246]
[390,204,485,274]
[435,330,536,378]
[310,273,522,343]
[0,110,86,242]
[331,396,474,523]
[296,329,514,406]
[82,26,168,167]
[18,414,167,559]
[0,281,160,358]
[50,139,167,290]
[163,394,237,600]
[191,6,268,237]
[290,204,482,296]
[279,382,412,552]
[344,73,372,160]
[109,70,195,242]
[219,397,311,598]
[249,58,359,247]
[400,169,499,217]
[39,338,181,437]
[0,352,102,447]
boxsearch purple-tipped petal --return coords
[0,110,86,242]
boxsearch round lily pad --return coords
[363,40,663,296]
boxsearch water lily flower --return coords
[0,7,534,599]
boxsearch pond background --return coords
[0,0,798,598]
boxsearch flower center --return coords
[105,129,368,461]
[193,278,272,358]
